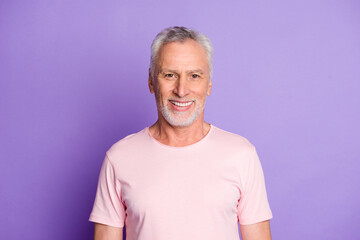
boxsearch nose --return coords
[173,75,190,98]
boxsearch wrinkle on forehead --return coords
[156,40,209,76]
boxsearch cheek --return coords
[196,86,210,99]
[158,85,174,98]
[154,88,170,104]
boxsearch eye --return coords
[165,73,175,78]
[191,74,200,79]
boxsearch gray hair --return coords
[150,26,213,80]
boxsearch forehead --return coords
[157,39,209,70]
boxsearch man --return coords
[89,26,273,240]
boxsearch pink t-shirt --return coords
[89,125,272,240]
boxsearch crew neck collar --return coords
[145,124,214,150]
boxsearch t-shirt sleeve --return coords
[237,145,273,225]
[89,154,126,228]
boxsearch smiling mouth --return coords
[169,100,193,107]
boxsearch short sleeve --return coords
[237,146,273,225]
[89,154,126,228]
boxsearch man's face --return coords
[149,39,212,127]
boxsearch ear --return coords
[148,69,155,94]
[207,79,213,96]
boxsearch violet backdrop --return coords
[0,0,359,239]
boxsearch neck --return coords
[149,114,211,147]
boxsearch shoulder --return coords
[210,125,256,152]
[208,126,260,176]
[106,127,148,160]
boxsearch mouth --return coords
[169,100,194,111]
[169,100,193,107]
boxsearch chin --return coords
[161,108,200,127]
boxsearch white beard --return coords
[159,100,206,127]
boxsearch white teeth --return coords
[171,101,193,107]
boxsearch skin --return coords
[94,223,123,240]
[240,220,272,240]
[94,39,271,240]
[148,39,212,146]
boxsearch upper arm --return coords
[94,223,123,240]
[237,146,273,225]
[239,220,271,240]
[89,155,126,229]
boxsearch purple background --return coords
[1,0,359,239]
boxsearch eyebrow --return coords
[160,69,205,74]
[187,69,204,74]
[160,69,178,74]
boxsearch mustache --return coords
[167,97,196,102]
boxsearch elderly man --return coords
[89,26,273,240]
